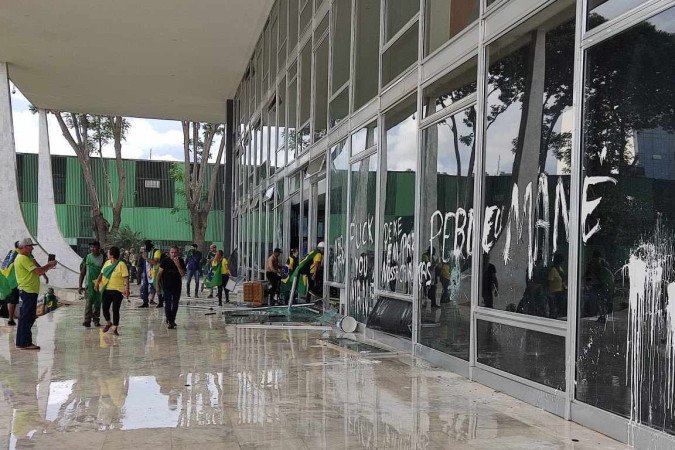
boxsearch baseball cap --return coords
[18,238,37,248]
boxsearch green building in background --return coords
[16,153,224,255]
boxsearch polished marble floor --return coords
[0,296,628,449]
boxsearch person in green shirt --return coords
[78,241,104,327]
[14,238,57,350]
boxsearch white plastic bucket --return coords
[337,316,357,333]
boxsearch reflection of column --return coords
[490,29,547,307]
[0,63,46,260]
[37,109,81,287]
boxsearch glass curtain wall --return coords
[476,1,575,392]
[327,139,348,284]
[329,0,351,128]
[231,0,675,443]
[349,129,377,322]
[379,95,417,295]
[577,5,675,435]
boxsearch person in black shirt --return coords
[157,245,186,329]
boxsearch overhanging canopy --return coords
[0,0,273,122]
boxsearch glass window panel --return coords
[313,37,329,141]
[351,121,378,156]
[257,49,264,102]
[422,57,477,118]
[331,0,352,94]
[329,88,349,129]
[587,0,648,30]
[264,24,270,83]
[349,154,378,322]
[382,23,419,87]
[419,105,476,360]
[315,13,328,38]
[271,18,278,78]
[300,42,312,125]
[289,0,299,51]
[380,95,417,295]
[269,102,278,174]
[278,77,287,151]
[279,0,288,43]
[385,0,419,42]
[477,320,566,390]
[328,140,349,284]
[480,5,575,320]
[298,124,311,153]
[275,179,285,250]
[288,78,298,163]
[299,0,312,35]
[354,0,381,110]
[425,0,479,55]
[577,7,675,435]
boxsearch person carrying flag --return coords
[1,241,21,326]
[204,250,230,306]
[78,241,104,327]
[94,246,129,336]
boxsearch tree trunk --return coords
[110,116,126,237]
[191,210,209,251]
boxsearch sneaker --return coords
[93,321,101,327]
[7,320,16,326]
[194,294,199,299]
[138,304,149,308]
[83,322,91,328]
[113,329,120,336]
[149,300,157,305]
[167,324,176,329]
[103,324,112,332]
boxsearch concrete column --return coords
[37,109,81,286]
[0,64,49,258]
[224,99,234,255]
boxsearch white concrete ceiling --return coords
[0,0,273,123]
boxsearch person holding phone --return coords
[157,245,185,329]
[14,238,57,350]
[95,246,129,336]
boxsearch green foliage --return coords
[109,225,142,251]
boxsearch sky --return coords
[10,87,223,163]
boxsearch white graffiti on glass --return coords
[381,217,415,287]
[481,175,614,279]
[350,217,375,320]
[332,235,345,280]
[623,218,675,427]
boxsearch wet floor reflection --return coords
[0,304,625,449]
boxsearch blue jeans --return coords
[163,288,181,325]
[186,269,200,295]
[16,291,38,347]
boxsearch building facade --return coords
[230,0,675,446]
[16,153,225,255]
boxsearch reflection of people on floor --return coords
[547,253,567,318]
[6,341,44,444]
[583,250,614,324]
[481,256,498,308]
[96,346,128,428]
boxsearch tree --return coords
[179,121,226,251]
[50,112,130,246]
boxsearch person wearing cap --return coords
[14,238,57,350]
[265,248,283,305]
[78,241,104,327]
[185,243,202,298]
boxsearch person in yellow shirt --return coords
[14,238,57,350]
[309,242,325,299]
[212,250,230,306]
[95,246,129,336]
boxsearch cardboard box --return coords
[243,281,265,304]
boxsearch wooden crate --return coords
[243,281,265,304]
